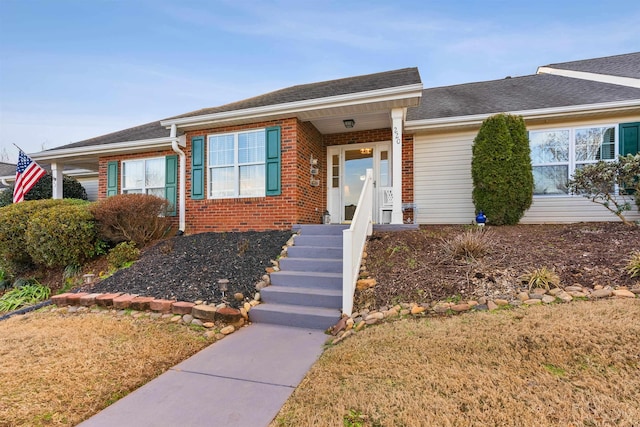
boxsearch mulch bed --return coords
[83,230,293,307]
[363,222,640,308]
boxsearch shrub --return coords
[107,241,140,269]
[25,202,97,268]
[0,279,50,312]
[626,251,640,279]
[0,199,71,272]
[0,174,88,207]
[569,154,640,225]
[471,113,533,225]
[90,194,171,248]
[441,228,493,261]
[520,267,560,291]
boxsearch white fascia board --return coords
[404,99,640,132]
[30,137,176,161]
[160,84,424,128]
[537,66,640,88]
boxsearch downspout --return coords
[170,124,186,235]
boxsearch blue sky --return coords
[1,0,639,162]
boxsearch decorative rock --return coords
[487,300,499,311]
[433,304,450,314]
[243,302,251,312]
[191,319,203,327]
[182,314,194,324]
[256,281,267,291]
[475,304,488,311]
[548,288,562,296]
[346,318,354,330]
[216,303,227,310]
[355,321,365,331]
[254,293,261,301]
[150,313,162,320]
[591,288,613,298]
[215,333,225,340]
[332,330,354,345]
[191,305,217,321]
[569,291,587,298]
[565,285,583,292]
[542,295,556,304]
[451,303,471,312]
[594,284,604,290]
[631,287,640,295]
[194,300,204,305]
[400,309,410,316]
[203,322,215,328]
[523,299,542,305]
[170,315,182,323]
[234,292,244,301]
[517,292,530,302]
[612,289,636,298]
[220,325,235,335]
[332,317,348,335]
[365,312,384,321]
[411,305,426,315]
[356,278,377,291]
[215,307,243,323]
[531,288,548,295]
[262,274,271,284]
[365,318,379,325]
[67,306,79,313]
[204,331,218,340]
[467,301,479,307]
[495,299,509,306]
[250,300,260,307]
[383,308,398,318]
[172,301,196,315]
[528,294,543,300]
[240,307,248,320]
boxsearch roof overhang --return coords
[405,99,640,133]
[30,137,177,169]
[161,84,424,131]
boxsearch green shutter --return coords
[106,161,118,197]
[265,126,281,196]
[165,155,178,217]
[191,136,205,200]
[620,122,640,156]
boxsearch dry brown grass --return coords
[0,309,211,427]
[272,299,640,427]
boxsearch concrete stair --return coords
[249,224,348,330]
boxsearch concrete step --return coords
[293,235,342,247]
[287,245,342,259]
[249,303,340,330]
[294,224,349,235]
[279,257,342,273]
[261,285,342,309]
[270,271,342,290]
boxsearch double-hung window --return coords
[529,125,616,195]
[121,157,166,198]
[208,129,266,198]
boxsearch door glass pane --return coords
[332,154,339,188]
[343,148,373,221]
[379,150,389,187]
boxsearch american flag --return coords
[13,150,47,203]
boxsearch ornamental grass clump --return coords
[625,251,640,279]
[441,229,493,261]
[0,279,50,312]
[520,266,560,291]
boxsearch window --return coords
[530,125,616,195]
[121,157,166,198]
[208,129,266,198]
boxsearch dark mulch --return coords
[363,222,640,308]
[84,231,293,307]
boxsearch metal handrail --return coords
[342,168,373,316]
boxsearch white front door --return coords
[327,142,391,224]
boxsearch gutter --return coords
[30,137,174,162]
[170,124,186,235]
[405,99,640,132]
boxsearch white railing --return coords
[342,168,374,316]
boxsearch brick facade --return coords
[97,121,414,233]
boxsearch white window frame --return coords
[121,157,165,196]
[207,128,266,199]
[530,124,618,197]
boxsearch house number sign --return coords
[393,126,401,145]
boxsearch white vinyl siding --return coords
[75,177,98,201]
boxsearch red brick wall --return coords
[402,133,414,222]
[324,129,392,146]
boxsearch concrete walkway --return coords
[78,323,328,427]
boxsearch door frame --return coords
[326,141,392,224]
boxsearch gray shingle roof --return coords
[170,67,422,119]
[407,73,640,121]
[0,162,15,177]
[46,121,169,151]
[543,52,640,79]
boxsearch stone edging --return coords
[330,283,640,345]
[50,291,263,340]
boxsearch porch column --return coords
[51,162,63,199]
[391,108,404,224]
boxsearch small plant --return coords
[0,268,11,290]
[520,266,560,290]
[625,251,640,278]
[441,229,493,261]
[0,279,51,312]
[107,241,140,270]
[343,409,367,427]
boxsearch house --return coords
[30,52,640,233]
[0,162,14,191]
